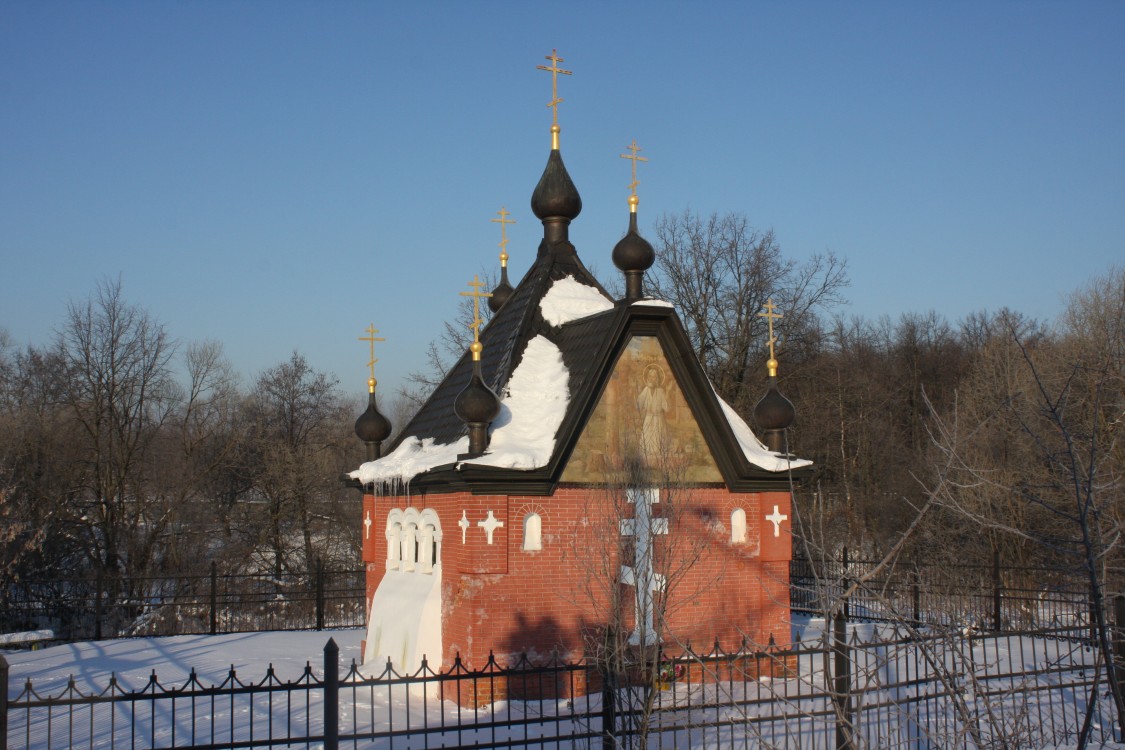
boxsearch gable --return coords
[560,335,723,484]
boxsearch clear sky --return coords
[2,2,1122,402]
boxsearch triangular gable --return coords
[560,334,723,484]
[354,302,810,495]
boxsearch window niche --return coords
[522,512,543,552]
[384,508,442,573]
[730,508,747,544]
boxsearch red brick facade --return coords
[361,485,793,670]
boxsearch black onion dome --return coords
[355,392,392,443]
[489,272,514,313]
[753,379,796,432]
[530,149,582,221]
[455,367,501,425]
[612,212,655,273]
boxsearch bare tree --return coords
[650,210,848,413]
[246,351,353,574]
[57,278,178,577]
[922,273,1125,744]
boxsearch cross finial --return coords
[459,275,492,360]
[358,324,386,392]
[490,207,516,268]
[758,299,783,377]
[536,49,572,149]
[620,139,648,213]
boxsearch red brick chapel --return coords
[347,52,811,677]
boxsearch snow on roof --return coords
[350,335,569,486]
[539,275,613,326]
[715,391,812,472]
[631,299,674,308]
[462,335,568,469]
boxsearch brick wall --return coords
[362,484,793,672]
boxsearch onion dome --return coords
[531,141,582,224]
[754,376,796,453]
[489,272,514,313]
[355,378,392,460]
[489,207,516,313]
[753,300,795,453]
[455,341,501,456]
[613,202,655,301]
[614,140,654,300]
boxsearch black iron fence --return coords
[791,549,1095,630]
[0,551,1102,647]
[0,562,366,643]
[5,616,1122,749]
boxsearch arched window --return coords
[385,507,442,574]
[385,509,404,570]
[420,509,442,571]
[522,513,543,552]
[401,523,418,572]
[731,508,747,544]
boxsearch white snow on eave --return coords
[349,336,569,485]
[631,298,674,308]
[461,336,568,469]
[539,275,613,326]
[714,390,813,473]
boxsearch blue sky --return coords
[2,2,1122,402]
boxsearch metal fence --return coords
[0,562,366,642]
[4,617,1120,749]
[791,550,1095,630]
[2,552,1096,648]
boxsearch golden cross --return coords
[536,49,572,128]
[459,275,492,345]
[758,299,783,376]
[620,139,648,208]
[358,323,386,389]
[491,207,516,268]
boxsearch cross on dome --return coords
[491,207,516,267]
[358,323,386,392]
[620,139,648,212]
[536,48,572,148]
[758,299,783,377]
[459,275,493,359]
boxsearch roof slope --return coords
[351,146,811,494]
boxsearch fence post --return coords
[94,568,103,641]
[833,611,853,750]
[911,568,921,626]
[316,558,325,631]
[1,654,9,750]
[601,662,617,750]
[324,638,339,750]
[1115,594,1125,742]
[841,546,850,621]
[992,549,1002,631]
[210,561,218,635]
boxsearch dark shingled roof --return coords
[369,145,811,495]
[391,235,609,448]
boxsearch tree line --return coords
[0,279,363,586]
[2,218,1121,596]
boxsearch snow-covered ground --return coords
[5,619,1122,749]
[5,629,364,695]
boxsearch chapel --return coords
[348,51,812,678]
